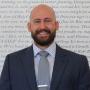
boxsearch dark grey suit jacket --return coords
[0,45,90,90]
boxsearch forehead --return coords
[30,5,56,20]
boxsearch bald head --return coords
[30,4,56,21]
[28,4,59,48]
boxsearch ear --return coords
[55,21,59,30]
[27,22,31,32]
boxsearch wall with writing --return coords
[0,0,90,74]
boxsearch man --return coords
[0,4,90,90]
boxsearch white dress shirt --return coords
[33,42,56,82]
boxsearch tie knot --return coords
[39,51,49,57]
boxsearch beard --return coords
[31,29,56,46]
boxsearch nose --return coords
[39,21,46,29]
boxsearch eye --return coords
[44,19,52,23]
[33,19,41,24]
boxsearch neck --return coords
[34,42,52,50]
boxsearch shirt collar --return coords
[33,41,56,58]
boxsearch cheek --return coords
[47,23,56,30]
[30,24,38,32]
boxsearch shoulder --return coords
[56,45,89,72]
[6,45,33,58]
[56,44,88,63]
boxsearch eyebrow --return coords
[33,18,52,21]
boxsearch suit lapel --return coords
[20,45,69,90]
[50,45,69,90]
[21,45,38,90]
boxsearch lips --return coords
[36,29,51,35]
[35,29,51,38]
[37,31,49,38]
[39,31,49,35]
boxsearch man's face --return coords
[28,5,59,46]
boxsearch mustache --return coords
[35,29,51,34]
